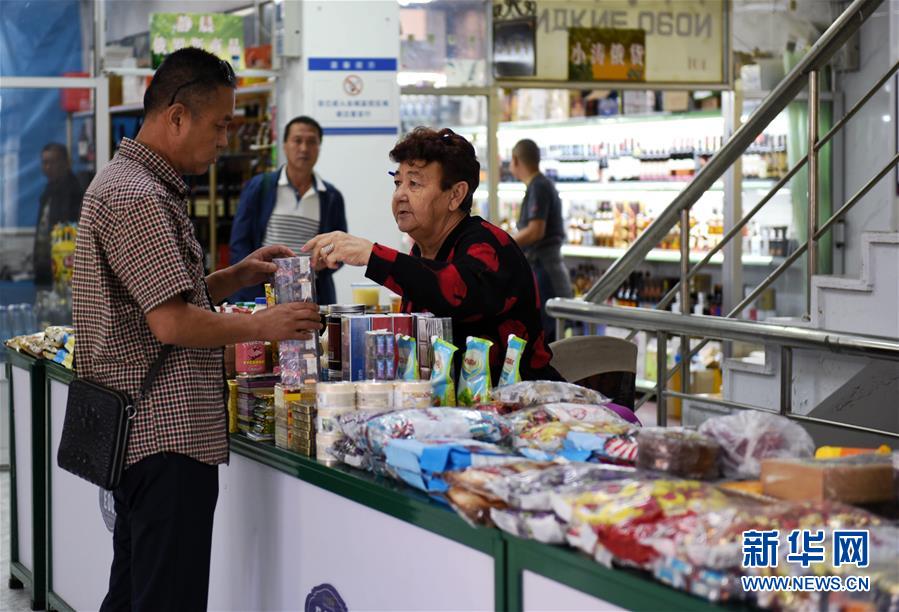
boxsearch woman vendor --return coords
[304,127,561,383]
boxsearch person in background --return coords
[230,115,347,304]
[509,138,573,343]
[304,127,560,384]
[73,48,321,612]
[34,142,83,288]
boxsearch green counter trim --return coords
[505,536,749,612]
[45,362,74,385]
[6,348,47,610]
[48,592,77,612]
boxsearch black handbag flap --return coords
[57,378,132,489]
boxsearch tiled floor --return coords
[1,470,34,612]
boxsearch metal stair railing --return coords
[583,0,886,307]
[546,300,899,441]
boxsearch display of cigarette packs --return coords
[272,256,321,388]
[236,374,279,433]
[364,330,396,381]
[227,380,238,433]
[288,400,317,456]
[416,316,453,373]
[390,313,414,337]
[274,384,315,450]
[341,315,372,381]
[246,393,275,443]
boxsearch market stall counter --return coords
[6,349,46,611]
[31,357,726,612]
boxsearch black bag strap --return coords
[132,345,174,413]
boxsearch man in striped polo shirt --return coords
[230,116,347,304]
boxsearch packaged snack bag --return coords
[498,334,526,387]
[457,336,493,406]
[430,336,458,406]
[396,334,419,380]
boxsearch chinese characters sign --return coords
[568,28,645,82]
[149,13,245,70]
[493,0,726,85]
[743,529,869,570]
[307,57,398,135]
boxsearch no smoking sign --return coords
[343,74,363,96]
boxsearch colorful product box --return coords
[342,315,372,381]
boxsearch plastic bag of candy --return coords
[486,462,636,511]
[330,409,394,470]
[698,410,815,479]
[509,403,629,435]
[636,427,721,480]
[490,508,567,544]
[554,479,731,568]
[491,381,609,409]
[363,408,513,459]
[443,461,549,526]
[516,421,634,456]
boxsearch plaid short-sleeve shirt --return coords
[73,138,228,467]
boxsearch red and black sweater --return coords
[365,215,561,385]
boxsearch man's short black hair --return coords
[512,139,540,169]
[143,47,236,116]
[41,142,69,162]
[283,116,323,143]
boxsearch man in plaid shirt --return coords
[73,48,321,611]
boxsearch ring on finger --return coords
[322,243,335,255]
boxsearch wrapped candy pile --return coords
[309,378,897,611]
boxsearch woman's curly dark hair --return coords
[389,127,481,213]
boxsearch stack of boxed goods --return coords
[274,384,315,455]
[236,373,279,434]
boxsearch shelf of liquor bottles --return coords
[560,245,780,266]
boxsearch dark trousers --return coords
[532,252,573,344]
[100,453,219,612]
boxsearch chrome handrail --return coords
[584,0,885,305]
[546,299,899,439]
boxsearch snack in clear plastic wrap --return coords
[486,462,636,511]
[553,479,731,568]
[636,427,721,480]
[384,438,517,493]
[396,334,419,380]
[442,461,550,525]
[563,429,639,466]
[509,402,629,434]
[363,408,512,458]
[429,337,458,407]
[445,487,504,526]
[490,508,567,544]
[516,421,633,456]
[698,410,815,478]
[272,255,315,303]
[498,334,526,387]
[443,461,551,500]
[457,336,493,406]
[330,409,393,470]
[491,381,609,409]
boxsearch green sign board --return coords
[568,28,645,82]
[150,13,245,70]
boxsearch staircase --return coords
[547,0,899,447]
[722,233,899,443]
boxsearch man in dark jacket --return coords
[229,115,347,304]
[34,142,83,288]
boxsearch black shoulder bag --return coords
[57,346,172,490]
